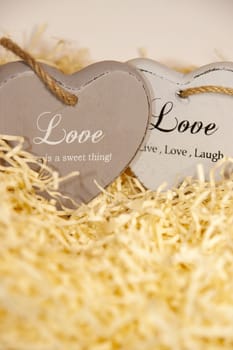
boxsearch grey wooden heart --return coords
[0,61,151,206]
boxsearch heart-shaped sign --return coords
[128,58,233,190]
[0,60,151,206]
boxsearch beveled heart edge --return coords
[128,58,233,87]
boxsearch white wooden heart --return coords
[128,58,233,190]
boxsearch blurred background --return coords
[0,0,233,67]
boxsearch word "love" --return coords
[150,101,219,135]
[33,112,105,145]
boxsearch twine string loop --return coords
[178,85,233,98]
[0,37,78,106]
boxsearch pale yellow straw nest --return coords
[1,28,233,350]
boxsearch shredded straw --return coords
[1,27,233,350]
